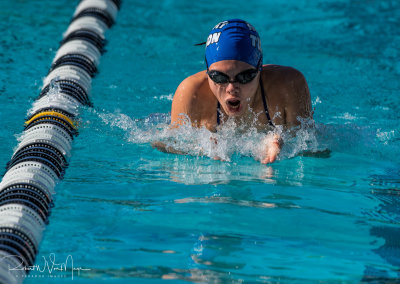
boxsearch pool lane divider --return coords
[0,0,120,282]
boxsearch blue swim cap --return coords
[205,19,262,70]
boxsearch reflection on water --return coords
[72,264,275,283]
[133,154,317,187]
[175,196,276,208]
[363,169,400,280]
[363,226,400,281]
[166,157,280,185]
[190,234,246,271]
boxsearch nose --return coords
[225,81,239,94]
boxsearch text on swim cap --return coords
[250,34,262,51]
[206,32,261,51]
[206,32,221,47]
[246,23,256,31]
[213,21,228,30]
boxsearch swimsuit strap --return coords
[259,76,274,127]
[217,101,221,125]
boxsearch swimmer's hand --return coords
[151,141,187,155]
[209,136,229,161]
[261,134,283,164]
[152,138,221,159]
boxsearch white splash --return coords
[27,78,81,117]
[152,93,174,101]
[312,96,322,106]
[93,109,324,164]
[376,129,396,145]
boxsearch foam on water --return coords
[27,80,82,116]
[87,91,399,172]
[90,105,325,163]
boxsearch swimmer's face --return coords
[207,60,260,117]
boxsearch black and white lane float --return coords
[0,0,120,283]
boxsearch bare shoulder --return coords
[262,64,306,84]
[261,64,312,125]
[171,71,211,126]
[174,71,208,102]
[261,64,309,99]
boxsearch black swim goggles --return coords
[207,68,259,84]
[206,58,262,85]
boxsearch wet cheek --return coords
[245,83,258,94]
[217,86,227,95]
[240,86,255,101]
[211,85,225,100]
[213,83,224,92]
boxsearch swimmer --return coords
[155,19,312,163]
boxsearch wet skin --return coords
[163,60,312,163]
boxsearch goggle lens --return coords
[207,69,258,84]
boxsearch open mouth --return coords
[225,99,242,114]
[227,99,241,108]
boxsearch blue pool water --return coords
[1,0,399,282]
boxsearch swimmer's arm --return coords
[151,141,187,155]
[153,76,200,155]
[283,69,313,127]
[272,71,330,159]
[261,69,311,164]
[170,76,201,128]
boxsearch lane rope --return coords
[0,1,120,282]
